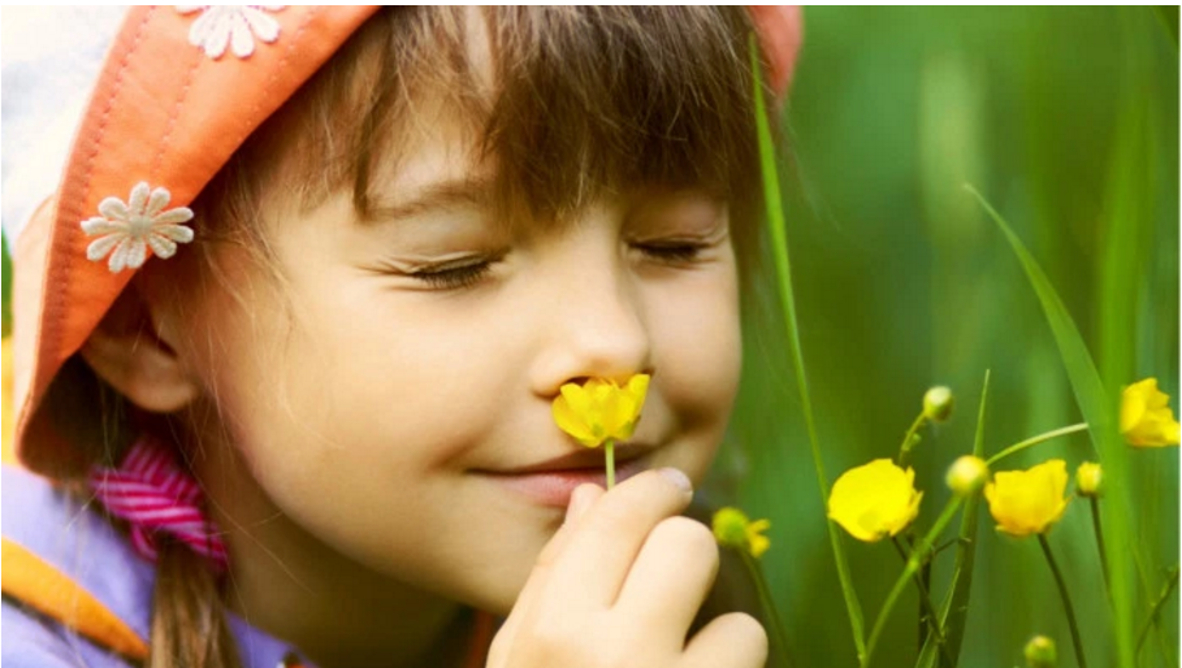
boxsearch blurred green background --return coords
[706,6,1179,668]
[1,6,1177,668]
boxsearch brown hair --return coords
[127,7,771,666]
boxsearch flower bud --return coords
[1024,635,1057,667]
[1076,461,1103,497]
[712,507,771,558]
[946,455,989,496]
[923,386,955,422]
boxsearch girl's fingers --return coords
[680,612,769,668]
[488,483,604,666]
[541,468,695,611]
[613,515,720,645]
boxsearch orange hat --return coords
[12,7,803,477]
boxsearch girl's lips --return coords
[477,455,651,508]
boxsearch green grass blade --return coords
[2,232,12,338]
[1154,6,1179,48]
[968,185,1136,668]
[749,34,866,657]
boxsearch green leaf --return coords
[749,34,866,658]
[968,185,1136,668]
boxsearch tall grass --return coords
[726,7,1178,667]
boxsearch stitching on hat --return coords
[149,51,203,179]
[234,6,317,148]
[32,8,152,470]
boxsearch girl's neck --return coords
[193,433,471,668]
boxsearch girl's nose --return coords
[528,236,654,397]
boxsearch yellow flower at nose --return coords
[984,459,1071,537]
[552,374,651,448]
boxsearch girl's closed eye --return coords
[367,250,508,291]
[633,235,726,265]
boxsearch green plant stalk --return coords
[740,550,793,668]
[1039,535,1088,668]
[1136,566,1180,653]
[897,413,927,468]
[604,439,615,490]
[918,370,991,668]
[749,34,866,658]
[984,423,1089,466]
[971,185,1135,667]
[862,497,963,668]
[1133,550,1178,667]
[890,537,954,667]
[1088,497,1111,594]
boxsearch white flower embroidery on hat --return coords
[176,6,284,60]
[81,182,195,273]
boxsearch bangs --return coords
[199,6,767,255]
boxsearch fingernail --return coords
[565,485,592,523]
[658,467,693,496]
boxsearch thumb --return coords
[488,483,604,666]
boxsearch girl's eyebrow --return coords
[362,176,494,226]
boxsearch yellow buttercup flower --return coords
[984,459,1070,537]
[552,374,650,448]
[1120,378,1181,447]
[828,459,923,543]
[712,507,771,558]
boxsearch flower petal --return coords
[107,238,134,272]
[552,395,599,447]
[153,224,195,243]
[153,207,195,225]
[97,196,130,221]
[145,187,173,217]
[243,7,280,43]
[82,217,128,237]
[86,234,125,262]
[146,233,178,259]
[128,182,151,215]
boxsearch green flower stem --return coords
[890,537,953,667]
[604,439,616,490]
[985,423,1089,467]
[896,413,927,468]
[749,34,865,658]
[1136,565,1180,653]
[1039,534,1088,668]
[739,551,793,668]
[862,496,963,668]
[1088,497,1111,594]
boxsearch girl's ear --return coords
[80,282,200,414]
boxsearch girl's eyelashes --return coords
[405,257,497,290]
[634,241,711,264]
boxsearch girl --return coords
[3,7,802,668]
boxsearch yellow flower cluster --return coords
[552,375,650,448]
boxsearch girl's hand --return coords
[487,468,769,668]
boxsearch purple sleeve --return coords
[2,600,135,668]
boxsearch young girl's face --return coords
[171,100,743,613]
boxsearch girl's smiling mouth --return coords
[473,447,654,507]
